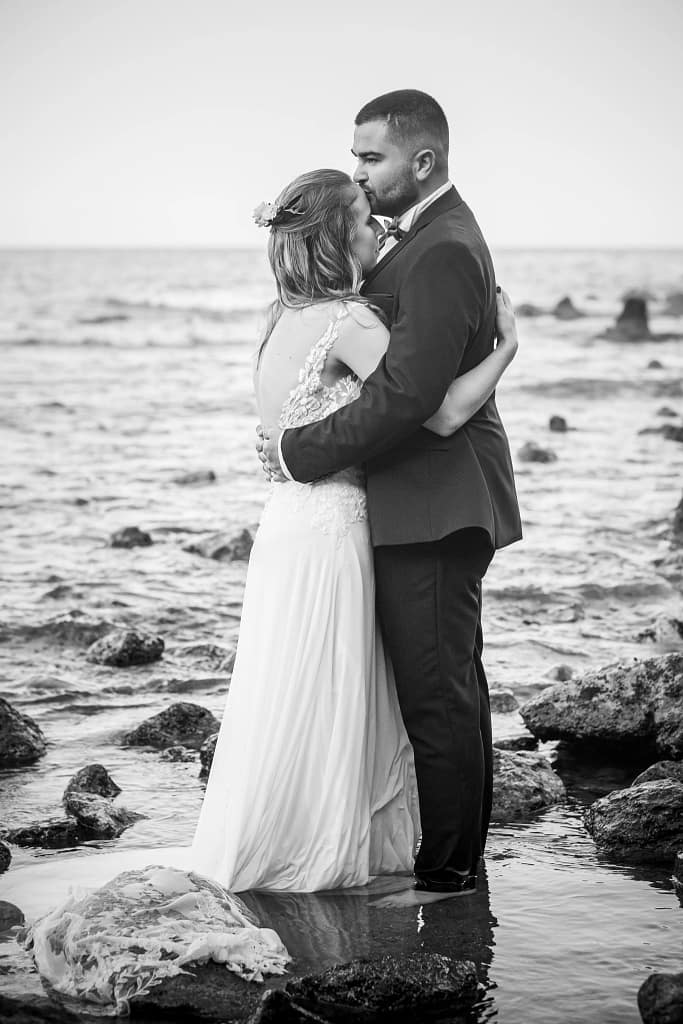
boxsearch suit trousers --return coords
[374,527,494,884]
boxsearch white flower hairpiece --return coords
[252,198,305,228]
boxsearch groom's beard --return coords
[366,169,419,219]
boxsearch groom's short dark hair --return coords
[355,89,449,156]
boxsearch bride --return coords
[190,168,518,893]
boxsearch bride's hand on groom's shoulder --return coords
[256,424,287,483]
[494,287,518,362]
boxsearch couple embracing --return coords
[192,89,522,898]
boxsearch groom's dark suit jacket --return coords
[280,186,522,549]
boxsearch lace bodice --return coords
[264,303,368,542]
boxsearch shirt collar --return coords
[398,180,453,232]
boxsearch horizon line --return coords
[1,243,683,252]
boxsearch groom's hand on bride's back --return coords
[255,424,287,483]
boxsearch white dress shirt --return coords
[277,180,454,480]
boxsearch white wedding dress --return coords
[191,303,420,891]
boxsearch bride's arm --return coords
[333,291,518,436]
[424,288,518,437]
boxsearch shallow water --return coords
[0,247,682,1021]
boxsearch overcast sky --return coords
[1,0,681,247]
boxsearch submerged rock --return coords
[123,702,220,750]
[160,744,196,762]
[7,818,86,849]
[0,900,24,930]
[549,414,568,432]
[517,441,558,464]
[584,779,683,862]
[110,526,153,549]
[494,735,538,752]
[132,959,266,1022]
[0,992,82,1023]
[489,689,519,713]
[675,853,683,897]
[632,761,683,786]
[87,628,164,667]
[0,698,47,767]
[638,971,683,1024]
[0,610,116,647]
[184,528,254,562]
[0,839,11,873]
[491,748,565,821]
[553,296,584,320]
[173,469,217,486]
[520,653,683,758]
[62,791,143,839]
[285,953,479,1020]
[200,732,219,778]
[63,763,121,801]
[636,615,683,643]
[176,641,235,671]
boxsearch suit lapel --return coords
[362,186,463,289]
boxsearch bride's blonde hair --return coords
[259,169,368,350]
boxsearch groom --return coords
[261,90,522,893]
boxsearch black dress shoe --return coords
[413,873,477,894]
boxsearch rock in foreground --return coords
[123,702,220,750]
[632,761,683,787]
[638,971,683,1024]
[7,818,87,849]
[520,653,683,758]
[584,780,683,862]
[87,629,164,667]
[63,763,121,800]
[62,791,143,839]
[0,698,47,767]
[491,748,565,821]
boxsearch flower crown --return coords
[252,198,305,228]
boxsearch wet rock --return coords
[0,992,82,1023]
[199,732,219,778]
[489,688,519,713]
[648,360,664,370]
[549,414,568,432]
[7,818,86,849]
[87,628,164,667]
[173,469,217,486]
[632,761,683,786]
[603,297,652,341]
[184,528,254,562]
[663,292,683,317]
[548,663,575,681]
[0,611,115,648]
[553,296,584,320]
[584,779,683,862]
[636,615,683,643]
[176,641,234,671]
[638,971,683,1024]
[123,701,220,750]
[673,494,683,547]
[40,583,76,600]
[491,748,565,821]
[0,900,24,930]
[131,959,265,1022]
[675,853,683,897]
[516,303,545,317]
[285,953,479,1020]
[63,763,121,801]
[0,698,47,766]
[160,744,196,762]
[658,406,678,417]
[62,790,143,839]
[110,526,153,549]
[494,735,538,752]
[0,839,11,873]
[520,653,683,758]
[517,441,558,464]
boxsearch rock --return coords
[184,528,254,562]
[0,900,24,930]
[494,735,538,752]
[663,291,683,317]
[7,818,87,849]
[649,360,664,369]
[548,663,574,681]
[622,287,656,302]
[489,688,519,713]
[0,992,82,1023]
[131,959,266,1022]
[110,526,153,549]
[549,414,568,432]
[552,296,584,320]
[491,748,565,821]
[199,732,219,778]
[0,839,11,873]
[123,701,220,750]
[176,642,235,671]
[675,853,683,897]
[584,780,683,862]
[639,972,683,1023]
[0,610,116,647]
[632,761,683,786]
[63,763,121,801]
[516,303,545,317]
[664,425,683,443]
[173,469,217,486]
[658,406,679,417]
[637,616,683,643]
[285,953,479,1020]
[87,628,164,667]
[62,791,143,839]
[0,698,47,767]
[517,441,558,464]
[160,745,196,762]
[604,297,652,341]
[520,653,683,758]
[674,494,683,547]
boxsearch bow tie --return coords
[378,217,405,249]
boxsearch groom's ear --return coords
[413,148,437,182]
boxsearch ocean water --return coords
[0,247,682,1022]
